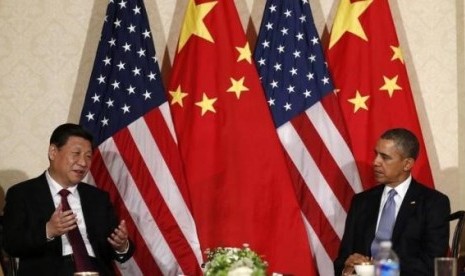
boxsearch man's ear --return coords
[48,144,57,160]
[403,157,415,171]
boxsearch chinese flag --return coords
[167,0,316,275]
[327,0,434,189]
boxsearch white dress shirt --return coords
[374,175,411,232]
[46,170,96,257]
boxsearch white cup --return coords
[354,263,375,276]
[434,257,457,276]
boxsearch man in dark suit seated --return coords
[334,128,450,275]
[3,123,134,275]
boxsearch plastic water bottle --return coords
[374,241,400,276]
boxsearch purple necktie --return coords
[59,189,95,272]
[371,189,397,256]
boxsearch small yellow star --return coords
[178,0,218,52]
[390,45,404,64]
[236,42,252,64]
[169,85,188,107]
[348,90,370,113]
[227,77,249,99]
[380,75,402,97]
[329,0,373,49]
[195,93,217,116]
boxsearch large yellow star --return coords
[390,45,404,64]
[380,75,402,97]
[348,90,370,113]
[227,77,249,99]
[169,85,188,107]
[195,93,217,116]
[177,0,218,52]
[329,0,373,49]
[236,42,252,64]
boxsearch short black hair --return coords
[381,128,420,160]
[49,123,93,149]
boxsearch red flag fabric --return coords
[327,0,434,189]
[167,0,316,275]
[79,0,203,274]
[253,1,362,275]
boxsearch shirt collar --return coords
[45,170,79,195]
[383,174,411,200]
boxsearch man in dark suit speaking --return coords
[3,123,134,275]
[334,128,450,275]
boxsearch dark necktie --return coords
[59,189,95,272]
[371,189,397,256]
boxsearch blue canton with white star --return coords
[254,0,334,128]
[79,0,166,146]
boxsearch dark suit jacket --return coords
[334,179,450,276]
[3,173,134,276]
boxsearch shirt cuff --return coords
[115,240,130,254]
[46,227,55,241]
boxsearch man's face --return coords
[373,138,413,187]
[48,136,93,188]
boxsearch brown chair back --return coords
[449,210,465,275]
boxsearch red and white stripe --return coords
[86,103,203,276]
[277,100,363,275]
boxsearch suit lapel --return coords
[364,186,384,251]
[33,173,64,253]
[391,180,419,243]
[78,184,94,235]
[34,173,58,220]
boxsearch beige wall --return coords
[0,0,463,216]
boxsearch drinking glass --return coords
[434,257,457,276]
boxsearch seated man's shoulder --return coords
[412,181,450,209]
[350,185,384,207]
[7,175,45,194]
[354,184,383,198]
[415,181,449,199]
[78,182,109,197]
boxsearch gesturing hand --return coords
[46,203,77,239]
[342,253,371,275]
[108,220,129,253]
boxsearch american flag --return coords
[79,0,202,275]
[254,0,362,275]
